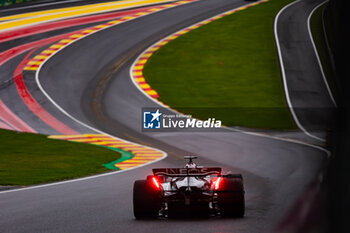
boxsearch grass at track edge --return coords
[0,129,121,186]
[0,0,36,7]
[143,0,297,129]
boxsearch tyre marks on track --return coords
[0,0,196,133]
[23,0,196,71]
[1,0,194,171]
[14,49,79,134]
[130,0,268,104]
[8,1,194,169]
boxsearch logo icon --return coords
[143,109,162,129]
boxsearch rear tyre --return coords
[217,176,245,218]
[133,180,161,219]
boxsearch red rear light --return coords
[152,177,160,189]
[214,177,222,190]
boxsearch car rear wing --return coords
[152,167,221,177]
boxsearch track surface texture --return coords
[0,0,334,232]
[275,0,336,140]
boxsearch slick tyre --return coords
[217,177,245,218]
[133,180,161,219]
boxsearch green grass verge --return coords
[0,129,121,186]
[0,0,34,7]
[143,0,297,129]
[310,2,337,100]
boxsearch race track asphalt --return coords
[0,0,332,232]
[275,0,336,138]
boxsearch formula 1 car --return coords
[133,156,245,219]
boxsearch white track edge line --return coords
[1,0,331,194]
[274,0,326,142]
[129,0,330,154]
[130,0,267,110]
[0,1,201,194]
[307,0,337,107]
[0,157,165,195]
